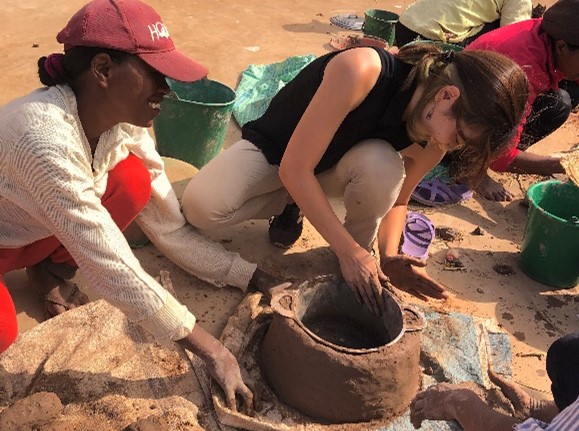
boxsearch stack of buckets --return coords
[520,180,579,288]
[153,78,236,168]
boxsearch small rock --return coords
[493,264,515,275]
[32,43,39,48]
[436,226,463,241]
[476,288,484,294]
[0,392,63,430]
[471,226,485,236]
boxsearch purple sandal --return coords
[411,177,473,207]
[401,212,435,260]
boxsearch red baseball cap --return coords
[56,0,208,82]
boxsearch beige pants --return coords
[182,139,405,249]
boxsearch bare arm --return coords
[505,152,564,175]
[279,47,387,313]
[410,384,519,431]
[377,143,449,300]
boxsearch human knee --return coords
[356,145,405,196]
[181,184,228,230]
[533,90,572,125]
[551,89,572,119]
[107,154,152,214]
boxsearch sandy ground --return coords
[1,0,577,414]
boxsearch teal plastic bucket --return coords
[519,180,579,288]
[363,9,399,47]
[153,78,236,168]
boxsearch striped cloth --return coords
[516,397,579,431]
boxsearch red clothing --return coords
[0,154,151,353]
[466,19,565,171]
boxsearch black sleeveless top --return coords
[241,47,416,174]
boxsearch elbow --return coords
[278,161,292,185]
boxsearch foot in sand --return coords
[26,261,89,318]
[476,174,515,201]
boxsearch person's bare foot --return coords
[475,174,515,201]
[26,260,89,318]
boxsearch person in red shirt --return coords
[464,0,579,201]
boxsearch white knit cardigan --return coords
[0,85,256,341]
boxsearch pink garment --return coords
[466,19,566,171]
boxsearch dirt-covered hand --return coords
[177,326,254,414]
[380,254,448,300]
[205,345,254,414]
[410,383,478,429]
[488,368,531,418]
[338,247,388,315]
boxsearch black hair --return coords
[37,46,132,86]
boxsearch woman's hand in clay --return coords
[338,247,389,314]
[380,255,448,300]
[177,325,254,414]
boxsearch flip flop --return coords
[329,13,364,31]
[411,177,473,207]
[42,282,89,319]
[401,212,435,260]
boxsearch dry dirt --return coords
[1,0,577,426]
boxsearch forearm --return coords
[177,325,224,364]
[506,152,564,175]
[451,392,519,431]
[529,399,559,423]
[377,204,407,258]
[138,173,256,290]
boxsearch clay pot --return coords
[260,275,425,424]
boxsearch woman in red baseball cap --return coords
[0,0,274,411]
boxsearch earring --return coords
[426,101,436,120]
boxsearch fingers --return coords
[488,369,521,402]
[409,396,425,429]
[238,383,254,416]
[357,281,381,315]
[488,368,505,386]
[403,255,427,267]
[371,277,386,312]
[225,383,255,416]
[225,387,237,412]
[414,275,448,300]
[347,283,364,306]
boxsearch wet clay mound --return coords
[211,292,517,431]
[0,300,206,431]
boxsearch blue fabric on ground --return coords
[232,54,316,128]
[376,310,512,431]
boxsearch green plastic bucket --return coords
[363,9,399,47]
[519,180,579,288]
[153,78,236,168]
